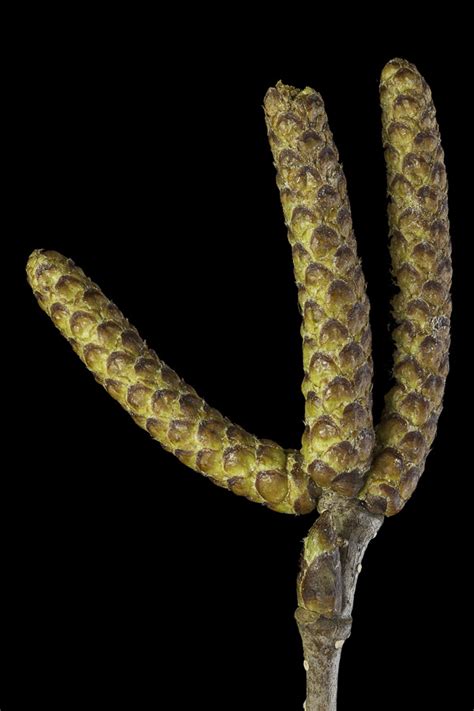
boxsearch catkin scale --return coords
[264,83,374,497]
[362,59,451,516]
[27,249,320,514]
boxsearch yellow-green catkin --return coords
[27,250,320,514]
[264,83,374,498]
[362,60,451,516]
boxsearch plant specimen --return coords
[27,58,451,709]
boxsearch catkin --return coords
[28,62,450,519]
[27,249,320,514]
[362,59,451,516]
[264,83,374,498]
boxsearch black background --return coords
[4,14,472,711]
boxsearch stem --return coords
[296,493,383,710]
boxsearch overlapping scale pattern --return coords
[264,83,374,497]
[362,59,451,515]
[27,60,451,520]
[27,250,320,514]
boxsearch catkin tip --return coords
[381,57,419,82]
[26,249,45,282]
[26,249,67,288]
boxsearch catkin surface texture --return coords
[27,249,319,514]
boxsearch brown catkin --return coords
[362,59,452,516]
[264,83,374,498]
[27,250,320,514]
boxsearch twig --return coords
[296,493,383,709]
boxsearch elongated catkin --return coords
[27,250,319,514]
[362,59,451,515]
[264,83,374,498]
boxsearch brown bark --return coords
[296,494,383,709]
